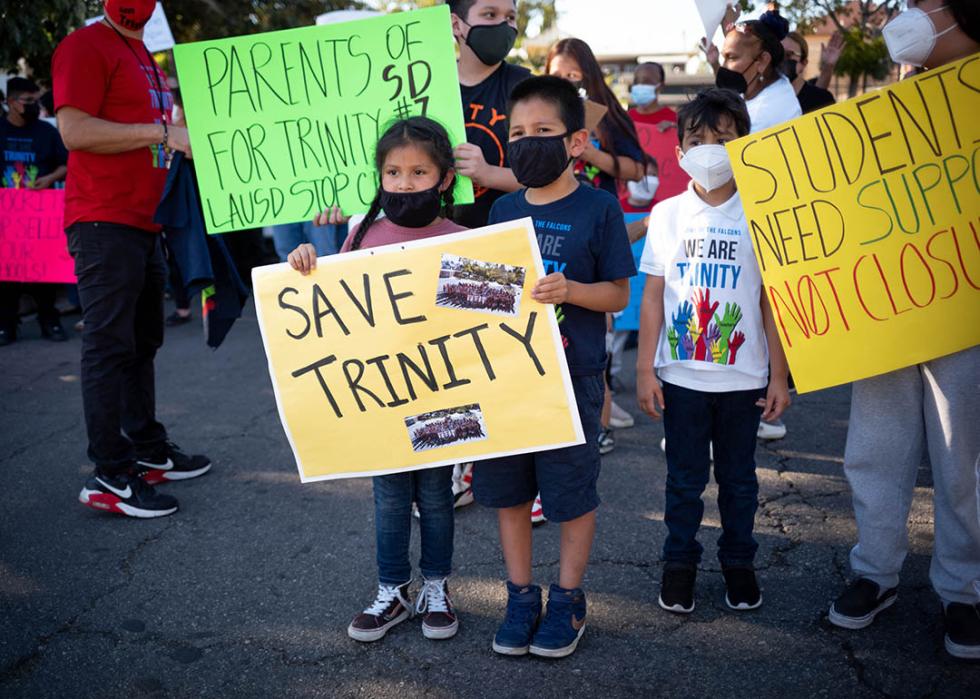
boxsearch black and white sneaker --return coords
[828,578,897,629]
[416,578,459,640]
[723,566,762,610]
[79,471,178,518]
[944,602,980,659]
[136,440,211,485]
[659,562,696,614]
[348,582,413,642]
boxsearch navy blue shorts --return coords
[472,374,604,522]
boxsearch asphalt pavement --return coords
[1,301,978,698]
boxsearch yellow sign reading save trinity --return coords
[253,219,584,482]
[728,53,980,393]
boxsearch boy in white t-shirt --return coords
[636,88,791,615]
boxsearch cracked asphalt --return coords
[2,302,978,698]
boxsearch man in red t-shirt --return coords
[628,62,677,129]
[53,0,210,519]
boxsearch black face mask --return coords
[19,102,40,125]
[715,53,763,94]
[715,67,748,94]
[508,134,572,189]
[380,185,444,228]
[464,21,518,66]
[783,59,798,82]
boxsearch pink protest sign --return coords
[0,189,75,284]
[634,122,691,204]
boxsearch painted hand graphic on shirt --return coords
[667,290,744,366]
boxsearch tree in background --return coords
[0,1,363,84]
[0,0,102,84]
[773,0,901,96]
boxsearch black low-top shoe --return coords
[828,578,897,629]
[723,566,762,610]
[136,440,212,485]
[79,470,178,518]
[41,323,67,342]
[659,562,697,614]
[944,602,980,660]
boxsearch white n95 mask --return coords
[678,145,732,192]
[627,175,660,203]
[882,7,956,67]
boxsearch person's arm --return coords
[31,166,68,189]
[627,215,650,244]
[57,106,190,156]
[580,141,644,181]
[636,274,666,419]
[531,275,630,313]
[453,143,522,193]
[760,290,792,421]
[815,31,844,91]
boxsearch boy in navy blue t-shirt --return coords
[472,75,636,658]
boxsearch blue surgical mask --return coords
[630,84,658,107]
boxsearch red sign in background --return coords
[0,189,75,283]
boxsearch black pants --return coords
[0,282,60,331]
[67,222,168,476]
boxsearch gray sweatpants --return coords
[843,345,980,604]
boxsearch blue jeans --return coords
[374,466,454,585]
[661,381,765,567]
[270,221,346,262]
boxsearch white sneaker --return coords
[757,419,787,440]
[608,400,634,429]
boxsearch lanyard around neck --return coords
[103,19,168,125]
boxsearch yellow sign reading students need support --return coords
[253,219,584,482]
[728,52,980,393]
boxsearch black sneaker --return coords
[165,311,192,327]
[723,566,762,610]
[659,562,696,614]
[598,428,615,455]
[136,440,211,485]
[828,578,897,629]
[944,602,980,659]
[79,470,178,518]
[0,327,15,346]
[40,322,67,342]
[416,578,459,640]
[348,582,413,642]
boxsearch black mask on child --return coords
[508,134,573,189]
[464,21,518,66]
[20,102,40,125]
[380,185,443,228]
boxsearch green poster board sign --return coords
[173,6,472,234]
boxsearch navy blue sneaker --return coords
[529,584,587,658]
[492,581,542,656]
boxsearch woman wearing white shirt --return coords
[716,11,802,134]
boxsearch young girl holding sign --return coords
[289,116,465,643]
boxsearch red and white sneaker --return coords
[136,440,211,485]
[531,494,546,526]
[453,463,474,509]
[79,471,178,518]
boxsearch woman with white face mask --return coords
[828,0,980,661]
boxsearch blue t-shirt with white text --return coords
[489,184,636,375]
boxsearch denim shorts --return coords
[472,373,604,522]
